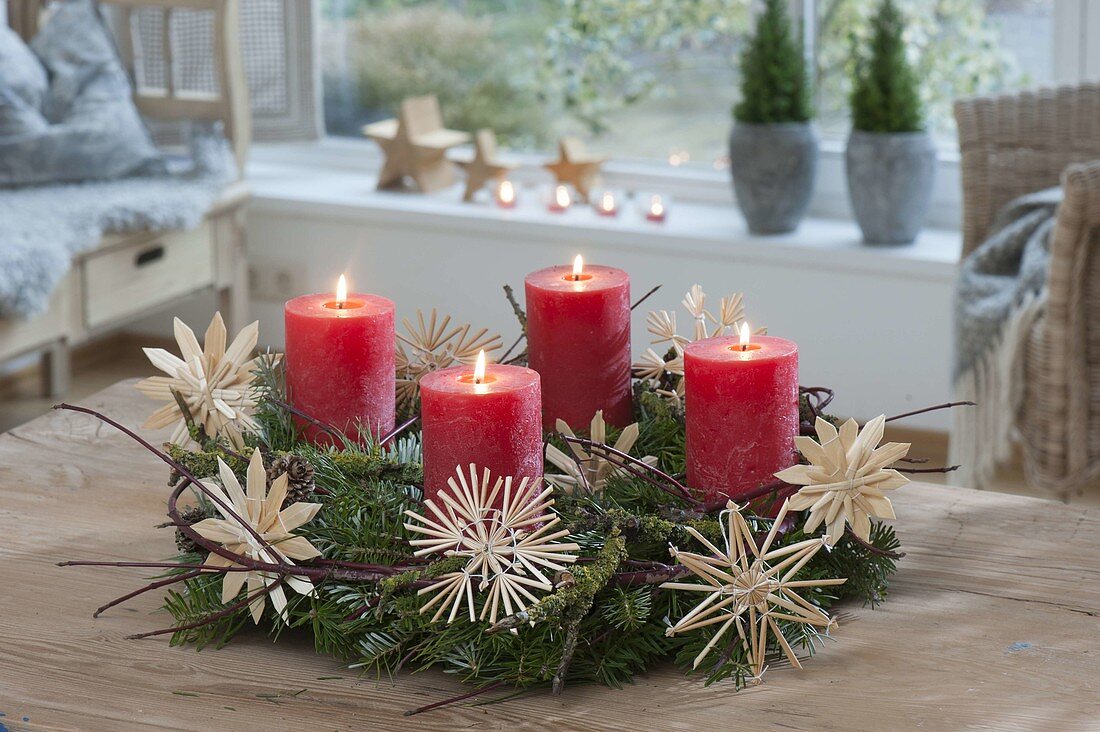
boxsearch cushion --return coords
[0,27,48,137]
[0,0,163,186]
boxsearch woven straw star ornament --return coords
[545,410,658,495]
[663,500,846,681]
[189,449,323,623]
[633,285,763,400]
[136,312,266,448]
[776,415,910,545]
[395,309,502,411]
[404,465,579,625]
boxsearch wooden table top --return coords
[2,381,1098,731]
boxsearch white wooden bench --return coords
[2,0,251,395]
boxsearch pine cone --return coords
[268,454,316,508]
[175,504,214,554]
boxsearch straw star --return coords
[545,410,658,495]
[662,500,846,681]
[395,309,501,411]
[777,415,911,545]
[190,449,323,624]
[633,285,761,400]
[404,465,579,626]
[135,312,267,449]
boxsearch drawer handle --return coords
[134,245,165,267]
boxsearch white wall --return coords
[133,166,959,430]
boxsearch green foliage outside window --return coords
[320,0,1024,149]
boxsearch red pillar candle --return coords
[419,352,542,503]
[284,275,396,445]
[525,256,632,430]
[684,327,799,503]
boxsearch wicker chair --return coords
[955,84,1100,499]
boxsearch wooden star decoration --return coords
[457,129,517,202]
[542,136,607,203]
[403,465,579,626]
[362,95,470,193]
[662,500,846,682]
[777,415,910,545]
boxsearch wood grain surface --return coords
[1,381,1098,731]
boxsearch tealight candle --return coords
[420,351,543,505]
[525,255,632,430]
[645,194,667,223]
[496,179,517,209]
[594,190,618,217]
[284,274,396,445]
[548,184,571,213]
[684,325,799,504]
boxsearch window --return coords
[808,0,1055,145]
[319,1,1060,168]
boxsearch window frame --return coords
[299,0,1095,228]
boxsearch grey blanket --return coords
[954,187,1061,378]
[0,130,234,318]
[951,187,1061,489]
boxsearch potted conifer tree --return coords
[729,0,816,234]
[846,0,935,244]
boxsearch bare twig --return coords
[404,680,508,717]
[552,618,582,695]
[124,582,281,640]
[54,404,279,557]
[502,284,527,332]
[268,398,346,443]
[883,401,975,423]
[562,436,703,508]
[499,332,526,363]
[630,284,662,311]
[896,464,961,474]
[93,570,204,618]
[380,415,419,446]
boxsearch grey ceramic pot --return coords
[729,121,818,234]
[845,130,936,245]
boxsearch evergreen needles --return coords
[850,0,924,133]
[734,0,813,124]
[72,365,908,704]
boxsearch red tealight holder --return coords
[547,184,571,213]
[593,190,619,217]
[495,179,517,209]
[645,194,668,223]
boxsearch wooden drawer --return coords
[83,223,214,330]
[0,277,70,360]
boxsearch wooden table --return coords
[2,381,1099,730]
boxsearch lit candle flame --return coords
[650,196,665,217]
[739,322,751,351]
[600,192,615,211]
[555,185,571,209]
[336,274,348,305]
[473,349,487,384]
[572,254,584,279]
[498,179,515,205]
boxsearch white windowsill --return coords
[247,145,962,283]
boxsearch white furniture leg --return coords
[40,339,70,398]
